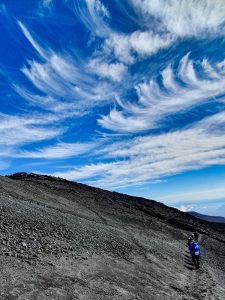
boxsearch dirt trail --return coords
[184,247,210,299]
[183,234,218,300]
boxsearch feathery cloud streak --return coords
[53,111,225,189]
[99,53,225,132]
[17,142,99,159]
[0,113,63,147]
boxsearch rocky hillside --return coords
[0,173,225,300]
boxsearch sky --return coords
[0,0,225,215]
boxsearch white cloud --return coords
[87,0,225,65]
[98,109,149,133]
[18,142,98,159]
[53,161,118,181]
[105,31,174,64]
[129,31,173,57]
[76,0,225,66]
[178,204,195,212]
[0,113,63,147]
[98,53,225,132]
[131,0,225,37]
[95,0,225,65]
[88,59,127,82]
[15,22,116,115]
[75,0,110,37]
[104,34,134,64]
[52,111,225,189]
[74,2,175,64]
[88,0,110,18]
[17,21,47,59]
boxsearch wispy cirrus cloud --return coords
[0,113,63,147]
[15,21,117,116]
[87,0,110,18]
[17,141,99,159]
[98,53,225,132]
[78,0,225,65]
[52,111,225,189]
[75,1,175,64]
[18,21,47,59]
[74,0,111,37]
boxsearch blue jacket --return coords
[190,242,201,256]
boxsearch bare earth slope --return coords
[0,173,225,300]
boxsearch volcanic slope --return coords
[0,173,225,300]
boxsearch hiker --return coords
[187,233,194,247]
[189,240,201,269]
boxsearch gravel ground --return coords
[0,173,225,299]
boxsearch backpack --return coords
[193,243,200,256]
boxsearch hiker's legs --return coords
[192,254,200,269]
[195,255,200,269]
[192,254,196,266]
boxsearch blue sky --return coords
[1,0,225,215]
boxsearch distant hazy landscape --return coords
[188,211,225,224]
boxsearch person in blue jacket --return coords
[189,240,201,269]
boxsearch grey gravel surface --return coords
[0,173,225,299]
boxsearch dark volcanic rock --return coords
[0,173,225,299]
